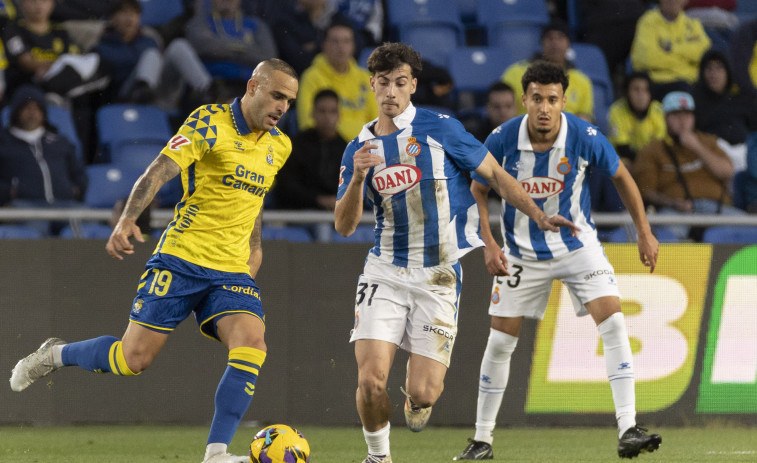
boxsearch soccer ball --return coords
[249,424,310,463]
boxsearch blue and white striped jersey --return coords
[473,113,619,261]
[337,104,488,268]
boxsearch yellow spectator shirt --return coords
[630,8,710,84]
[155,100,292,274]
[502,60,594,121]
[297,54,377,141]
[607,99,666,154]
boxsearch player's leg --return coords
[201,312,266,462]
[356,339,397,462]
[456,257,551,460]
[403,353,447,432]
[10,314,169,392]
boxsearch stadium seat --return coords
[138,0,184,27]
[261,225,313,242]
[448,47,514,95]
[571,43,614,132]
[386,0,464,66]
[735,1,757,23]
[2,104,83,161]
[399,24,462,67]
[110,141,165,169]
[96,104,172,160]
[84,165,144,208]
[702,225,757,244]
[59,222,114,239]
[458,0,478,24]
[330,224,375,243]
[386,0,461,30]
[477,0,549,50]
[607,226,679,243]
[359,47,374,68]
[486,23,542,62]
[0,224,43,239]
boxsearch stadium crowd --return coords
[0,0,755,242]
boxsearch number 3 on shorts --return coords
[357,282,379,305]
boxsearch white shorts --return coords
[489,244,620,319]
[349,253,462,367]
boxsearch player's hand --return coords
[536,214,580,237]
[352,141,383,182]
[484,243,509,276]
[637,231,659,273]
[106,218,145,260]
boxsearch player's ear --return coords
[369,75,376,92]
[247,78,259,96]
[410,77,417,95]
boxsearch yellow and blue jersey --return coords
[155,98,292,274]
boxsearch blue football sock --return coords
[61,335,119,373]
[207,347,266,445]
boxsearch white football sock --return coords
[204,442,227,459]
[363,422,390,456]
[474,328,518,445]
[52,344,65,368]
[598,312,636,438]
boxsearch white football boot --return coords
[10,338,66,392]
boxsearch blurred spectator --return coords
[692,49,757,175]
[635,91,743,240]
[336,0,383,50]
[241,0,294,25]
[469,82,518,143]
[0,85,86,208]
[274,0,350,75]
[0,0,17,27]
[593,72,665,213]
[685,0,738,51]
[297,19,376,141]
[608,72,666,166]
[729,18,757,99]
[413,59,455,110]
[186,0,278,85]
[630,0,711,101]
[95,0,213,108]
[576,0,646,79]
[275,89,346,210]
[502,20,594,122]
[2,0,110,99]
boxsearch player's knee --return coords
[357,374,388,402]
[407,382,442,408]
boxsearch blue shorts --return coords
[129,253,264,341]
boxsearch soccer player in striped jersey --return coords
[9,59,298,463]
[334,43,579,463]
[453,61,661,461]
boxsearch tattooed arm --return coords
[106,155,181,259]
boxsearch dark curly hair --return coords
[367,42,423,78]
[521,60,569,94]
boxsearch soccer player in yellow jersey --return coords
[9,59,299,463]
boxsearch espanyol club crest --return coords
[405,137,421,157]
[371,164,422,196]
[521,176,565,199]
[556,156,571,175]
[266,146,274,165]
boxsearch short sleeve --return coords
[441,116,489,172]
[159,107,215,169]
[588,129,620,177]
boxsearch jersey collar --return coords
[518,112,568,151]
[357,103,416,142]
[230,98,252,136]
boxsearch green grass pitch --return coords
[1,425,755,462]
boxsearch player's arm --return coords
[106,154,181,259]
[248,212,263,278]
[471,180,509,276]
[334,141,382,236]
[474,153,580,235]
[611,162,658,273]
